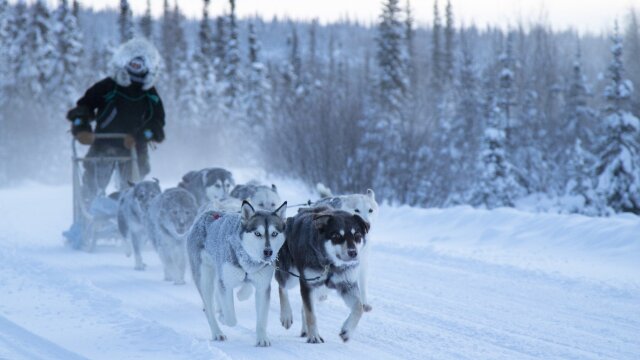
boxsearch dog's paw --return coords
[212,333,227,342]
[173,280,186,286]
[256,336,271,347]
[339,329,352,342]
[280,311,293,329]
[306,334,324,344]
[363,303,373,312]
[134,263,146,271]
[300,330,307,337]
[218,313,237,327]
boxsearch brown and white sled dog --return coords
[275,207,370,343]
[187,201,287,346]
[314,186,378,311]
[146,187,198,285]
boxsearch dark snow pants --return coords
[82,141,150,203]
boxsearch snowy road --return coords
[0,185,639,359]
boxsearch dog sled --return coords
[65,133,141,252]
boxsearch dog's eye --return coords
[215,184,221,188]
[331,233,341,241]
[369,209,373,213]
[271,203,275,207]
[354,233,363,242]
[354,209,360,213]
[254,231,262,237]
[259,203,264,207]
[271,231,278,237]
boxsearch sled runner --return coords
[66,133,141,251]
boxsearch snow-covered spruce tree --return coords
[360,0,408,202]
[53,0,84,110]
[471,104,522,209]
[139,0,152,39]
[594,24,640,215]
[624,9,640,115]
[213,15,227,81]
[20,0,57,97]
[222,0,242,111]
[431,0,442,91]
[565,139,599,215]
[0,0,10,185]
[160,0,176,78]
[564,44,596,150]
[244,23,271,129]
[172,3,202,127]
[195,0,217,106]
[443,0,455,83]
[118,0,134,43]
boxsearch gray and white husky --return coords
[276,207,370,343]
[314,186,378,311]
[187,201,288,346]
[178,168,235,207]
[204,182,281,214]
[117,180,162,270]
[146,187,198,285]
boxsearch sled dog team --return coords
[117,167,378,346]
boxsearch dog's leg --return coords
[279,286,293,329]
[300,282,323,343]
[156,246,172,281]
[217,280,238,327]
[254,282,271,347]
[173,245,186,285]
[360,246,372,312]
[200,260,226,341]
[132,232,146,270]
[300,306,308,337]
[338,284,364,342]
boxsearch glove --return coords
[123,134,136,150]
[76,131,94,145]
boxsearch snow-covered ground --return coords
[0,178,639,359]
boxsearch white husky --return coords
[314,185,378,311]
[187,201,288,346]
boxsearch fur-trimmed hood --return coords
[111,38,162,90]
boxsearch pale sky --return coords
[75,0,637,34]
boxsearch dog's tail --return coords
[316,183,333,198]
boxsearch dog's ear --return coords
[127,180,136,187]
[271,184,278,193]
[366,189,375,201]
[273,201,287,220]
[241,200,255,222]
[353,214,371,235]
[152,177,160,185]
[312,213,332,232]
[201,171,208,187]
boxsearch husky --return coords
[178,168,235,207]
[117,180,161,270]
[187,201,288,346]
[275,207,370,343]
[146,187,198,285]
[230,183,281,211]
[314,186,378,311]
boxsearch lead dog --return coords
[314,187,378,311]
[146,187,198,284]
[187,201,287,346]
[276,207,370,343]
[117,180,161,270]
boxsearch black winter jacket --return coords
[66,77,165,143]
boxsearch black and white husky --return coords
[275,207,370,343]
[187,201,287,346]
[204,182,281,213]
[117,180,161,270]
[314,186,378,311]
[146,187,198,284]
[178,168,235,207]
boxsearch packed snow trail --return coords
[0,184,639,359]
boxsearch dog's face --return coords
[203,169,235,201]
[337,189,378,224]
[314,211,370,266]
[133,181,161,211]
[163,191,198,235]
[251,185,281,211]
[240,201,287,264]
